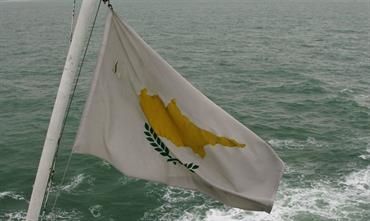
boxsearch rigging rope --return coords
[40,0,105,218]
[40,1,78,216]
[69,0,77,42]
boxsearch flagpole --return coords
[26,0,100,220]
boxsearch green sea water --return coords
[0,0,369,220]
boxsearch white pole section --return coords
[26,0,100,220]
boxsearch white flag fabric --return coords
[74,10,284,212]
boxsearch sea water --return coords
[0,0,369,220]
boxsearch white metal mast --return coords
[26,0,100,220]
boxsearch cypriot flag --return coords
[74,10,284,212]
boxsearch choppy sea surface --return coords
[0,0,369,220]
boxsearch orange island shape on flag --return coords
[139,88,246,158]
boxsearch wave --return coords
[43,208,83,221]
[0,191,25,201]
[139,166,370,221]
[342,166,370,194]
[268,137,321,150]
[359,147,370,160]
[0,209,82,221]
[0,211,26,221]
[357,136,370,160]
[354,94,370,109]
[51,173,95,193]
[88,205,103,218]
